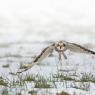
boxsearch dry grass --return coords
[56,91,71,95]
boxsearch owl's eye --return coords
[57,44,60,47]
[63,44,66,46]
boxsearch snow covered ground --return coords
[0,33,95,95]
[0,0,95,95]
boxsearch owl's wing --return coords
[65,41,95,54]
[16,44,55,74]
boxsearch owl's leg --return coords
[62,52,67,59]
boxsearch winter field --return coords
[1,0,95,95]
[0,30,95,95]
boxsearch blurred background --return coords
[0,0,95,44]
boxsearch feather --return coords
[65,42,95,54]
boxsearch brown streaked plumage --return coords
[72,43,95,54]
[65,42,95,54]
[33,47,49,62]
[33,44,55,63]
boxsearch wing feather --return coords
[33,44,55,62]
[16,44,55,74]
[65,42,95,54]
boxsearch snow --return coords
[0,0,95,94]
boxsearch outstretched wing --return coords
[16,44,55,74]
[33,44,55,63]
[65,41,95,54]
